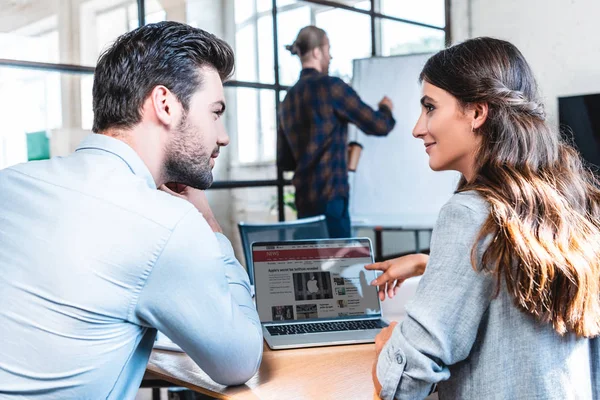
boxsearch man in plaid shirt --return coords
[278,26,396,238]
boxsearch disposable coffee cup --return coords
[347,141,363,172]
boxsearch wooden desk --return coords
[147,342,380,400]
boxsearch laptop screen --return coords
[252,238,381,323]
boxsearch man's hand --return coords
[159,183,222,233]
[378,96,394,111]
[365,254,428,301]
[372,321,399,396]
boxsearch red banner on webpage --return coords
[253,247,370,262]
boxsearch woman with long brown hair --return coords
[368,37,600,399]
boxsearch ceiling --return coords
[0,0,59,33]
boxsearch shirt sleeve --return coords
[330,77,396,136]
[131,209,263,386]
[377,200,494,400]
[277,122,296,171]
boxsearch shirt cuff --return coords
[379,104,393,116]
[377,330,407,400]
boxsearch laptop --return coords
[252,238,388,350]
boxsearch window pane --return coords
[233,0,275,83]
[0,0,60,63]
[352,1,372,11]
[0,67,91,169]
[380,19,445,56]
[279,89,287,102]
[235,23,258,82]
[277,0,297,7]
[142,0,167,23]
[227,184,299,268]
[0,67,61,133]
[235,0,256,24]
[378,0,445,28]
[276,2,311,86]
[280,0,371,11]
[226,87,277,164]
[231,186,285,223]
[257,0,273,13]
[0,1,174,66]
[228,186,295,268]
[257,15,275,83]
[277,1,371,85]
[81,75,94,131]
[261,91,277,161]
[80,0,139,66]
[229,87,259,164]
[315,6,371,82]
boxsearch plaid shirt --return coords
[277,68,396,214]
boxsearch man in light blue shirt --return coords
[0,22,262,399]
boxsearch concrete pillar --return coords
[57,0,83,155]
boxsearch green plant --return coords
[270,191,296,213]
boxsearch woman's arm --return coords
[366,254,429,301]
[374,197,494,399]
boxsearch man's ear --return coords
[149,85,179,127]
[471,102,489,130]
[312,46,322,60]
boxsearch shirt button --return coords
[395,353,404,364]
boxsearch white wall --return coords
[451,0,600,127]
[378,0,600,259]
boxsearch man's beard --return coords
[163,114,215,190]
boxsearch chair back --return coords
[238,215,329,284]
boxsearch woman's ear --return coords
[472,102,489,130]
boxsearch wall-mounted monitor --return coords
[558,93,600,168]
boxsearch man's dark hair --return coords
[92,21,234,132]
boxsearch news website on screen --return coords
[253,240,380,323]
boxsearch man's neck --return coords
[99,128,164,187]
[301,60,323,73]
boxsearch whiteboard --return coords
[348,54,460,228]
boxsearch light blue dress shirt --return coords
[0,134,263,399]
[377,191,599,400]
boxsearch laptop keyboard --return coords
[266,320,386,335]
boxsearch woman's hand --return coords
[365,253,429,301]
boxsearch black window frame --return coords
[0,0,450,221]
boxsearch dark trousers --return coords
[298,197,351,238]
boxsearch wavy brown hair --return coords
[420,37,600,338]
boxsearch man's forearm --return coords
[215,233,257,310]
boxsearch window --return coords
[314,4,371,82]
[0,4,59,63]
[80,0,140,66]
[0,67,94,169]
[226,87,277,164]
[234,0,275,84]
[379,19,445,56]
[277,2,311,86]
[0,0,448,219]
[377,0,446,28]
[276,1,372,86]
[80,75,94,131]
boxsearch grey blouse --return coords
[377,191,599,400]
